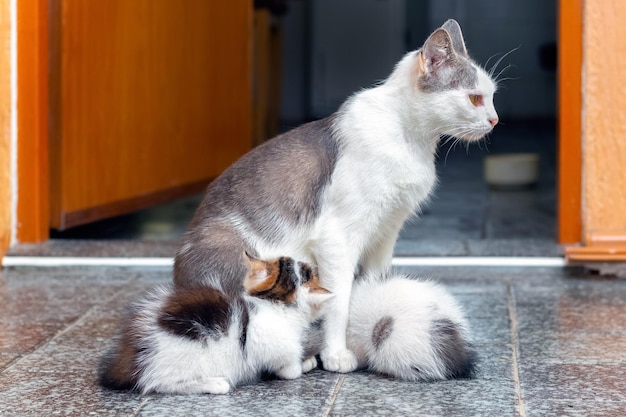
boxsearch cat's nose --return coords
[488,117,499,127]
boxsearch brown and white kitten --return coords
[98,254,332,394]
[174,19,498,373]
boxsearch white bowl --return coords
[484,153,540,189]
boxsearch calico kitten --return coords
[348,274,476,381]
[174,19,498,373]
[98,254,332,394]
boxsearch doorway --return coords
[44,0,560,260]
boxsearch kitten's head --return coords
[408,19,498,141]
[242,252,333,317]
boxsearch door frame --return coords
[557,0,582,244]
[15,0,49,243]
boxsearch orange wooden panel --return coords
[50,0,252,229]
[565,246,626,262]
[557,0,583,244]
[16,0,49,241]
[582,0,626,241]
[0,0,11,254]
[566,233,626,262]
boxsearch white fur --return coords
[131,286,331,394]
[347,274,472,381]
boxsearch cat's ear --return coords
[441,19,468,57]
[243,249,261,264]
[306,287,334,308]
[418,28,456,76]
[242,251,276,293]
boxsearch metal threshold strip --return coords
[2,256,567,268]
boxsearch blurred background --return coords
[48,0,558,251]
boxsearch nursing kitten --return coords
[98,254,332,394]
[348,274,476,381]
[174,19,498,373]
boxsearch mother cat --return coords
[174,19,498,373]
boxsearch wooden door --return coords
[48,0,252,230]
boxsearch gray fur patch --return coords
[431,318,477,379]
[173,116,339,290]
[302,319,325,359]
[418,56,478,93]
[372,316,394,349]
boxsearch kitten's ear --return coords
[441,19,468,57]
[242,249,260,264]
[242,251,276,293]
[418,28,456,76]
[307,287,335,308]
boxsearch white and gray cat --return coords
[173,19,496,373]
[99,253,333,394]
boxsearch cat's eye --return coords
[469,94,483,107]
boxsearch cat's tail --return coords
[347,274,477,381]
[97,289,161,391]
[97,337,140,391]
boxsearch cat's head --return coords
[242,252,333,316]
[402,19,498,142]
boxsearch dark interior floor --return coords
[38,119,559,258]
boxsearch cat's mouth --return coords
[455,124,495,142]
[460,129,492,142]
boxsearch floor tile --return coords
[138,370,340,417]
[519,363,626,403]
[140,394,331,417]
[0,369,145,416]
[523,398,626,417]
[330,372,518,417]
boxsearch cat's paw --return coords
[320,348,358,373]
[301,356,318,373]
[203,377,231,394]
[276,363,302,380]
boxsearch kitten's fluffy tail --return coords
[97,330,141,391]
[347,274,477,381]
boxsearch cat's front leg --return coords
[316,256,359,372]
[301,356,318,373]
[319,279,359,373]
[310,219,359,373]
[276,362,303,380]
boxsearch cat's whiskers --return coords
[487,46,519,79]
[493,64,517,88]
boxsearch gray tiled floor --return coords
[1,265,625,416]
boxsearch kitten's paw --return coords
[203,377,231,394]
[301,356,318,373]
[276,363,302,380]
[320,348,358,373]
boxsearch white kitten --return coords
[348,273,476,381]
